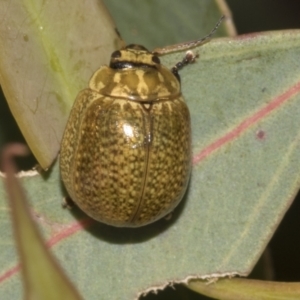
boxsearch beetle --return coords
[60,16,224,227]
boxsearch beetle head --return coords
[110,44,161,69]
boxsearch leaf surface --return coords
[1,144,83,300]
[0,0,122,169]
[188,278,300,300]
[0,29,300,299]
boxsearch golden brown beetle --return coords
[60,17,224,227]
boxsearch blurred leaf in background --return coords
[2,144,83,300]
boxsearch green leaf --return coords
[1,144,82,300]
[0,0,122,169]
[103,0,236,48]
[1,29,300,299]
[187,278,300,300]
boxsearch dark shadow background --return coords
[1,0,300,299]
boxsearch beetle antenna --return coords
[153,15,225,55]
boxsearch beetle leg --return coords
[171,50,199,80]
[62,196,75,210]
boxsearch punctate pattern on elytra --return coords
[60,17,224,227]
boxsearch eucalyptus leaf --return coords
[1,29,300,299]
[103,0,236,48]
[1,144,82,300]
[188,278,300,300]
[0,0,122,169]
